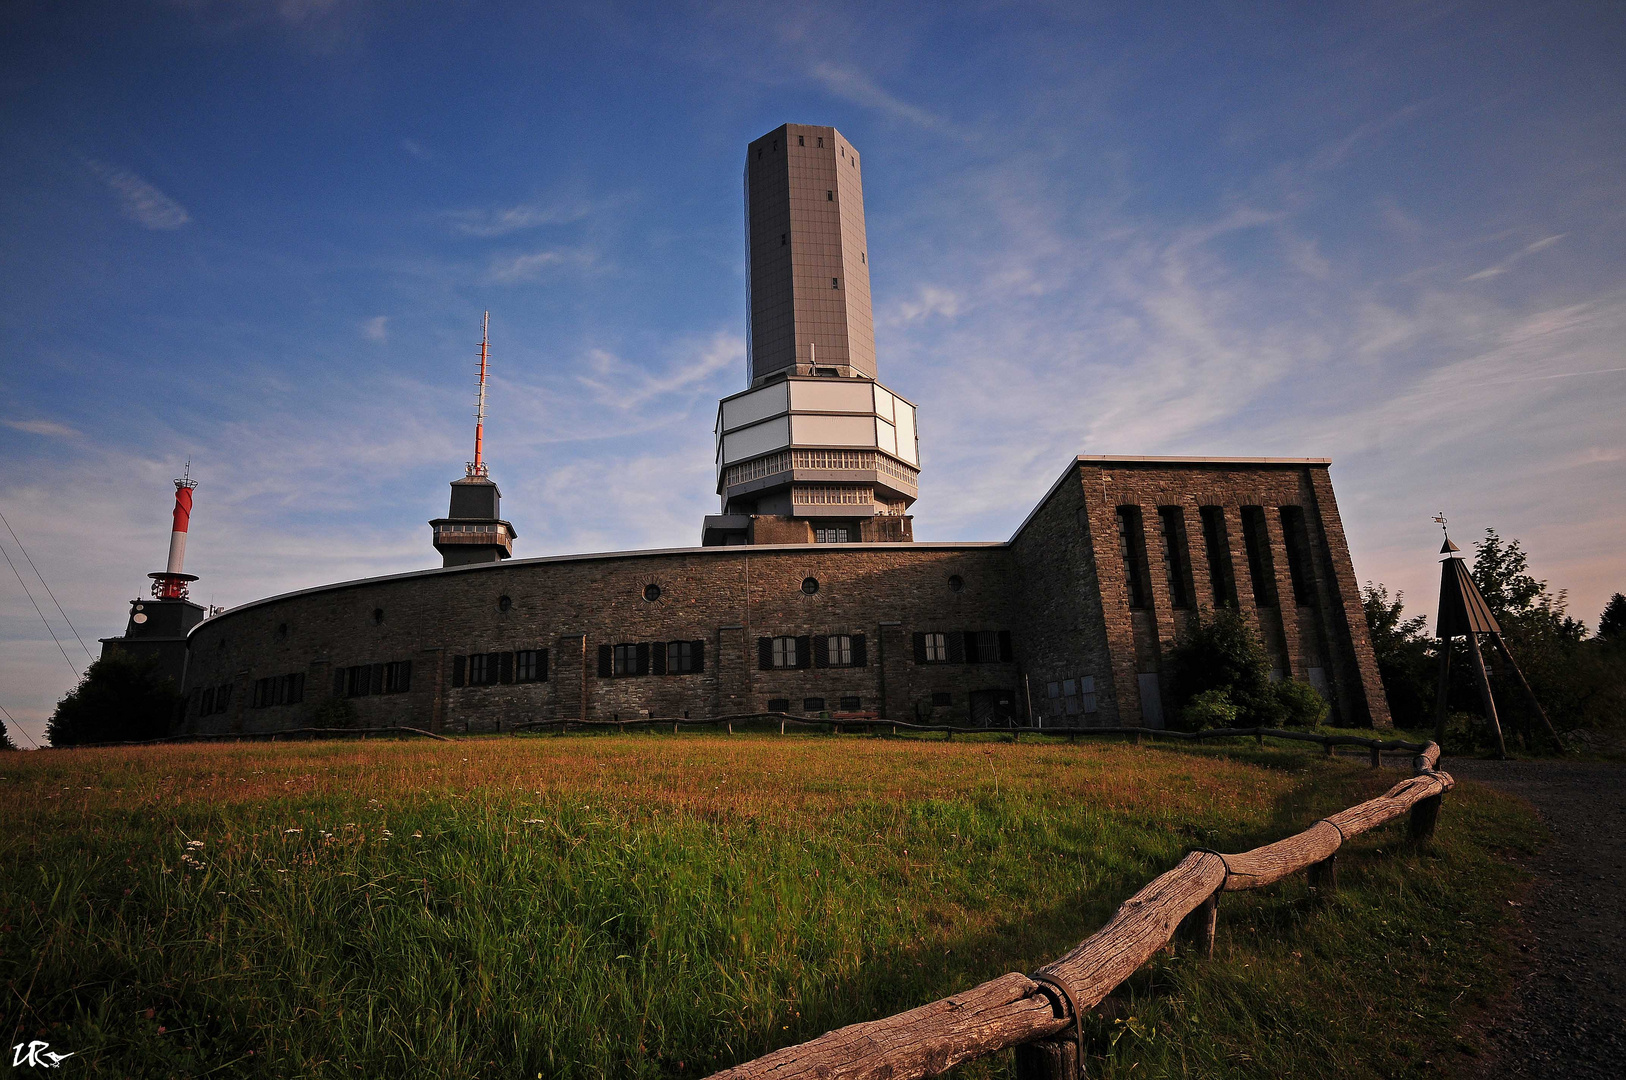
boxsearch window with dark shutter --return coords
[334,669,347,696]
[796,635,812,669]
[998,630,1013,663]
[913,632,927,664]
[691,639,704,673]
[371,663,386,695]
[813,635,829,668]
[635,642,650,676]
[650,641,666,675]
[850,634,867,667]
[452,655,466,687]
[962,631,981,663]
[217,684,231,710]
[499,651,515,684]
[597,644,613,678]
[538,648,548,682]
[947,633,966,664]
[758,637,774,670]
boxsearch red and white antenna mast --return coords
[149,460,200,600]
[467,311,490,478]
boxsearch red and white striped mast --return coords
[468,311,490,478]
[149,461,199,600]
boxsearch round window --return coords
[372,608,385,625]
[643,583,662,602]
[948,575,964,593]
[276,622,288,638]
[498,595,512,612]
[132,613,148,624]
[801,576,819,595]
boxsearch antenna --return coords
[468,311,490,478]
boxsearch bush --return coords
[47,652,184,746]
[1274,679,1329,728]
[1165,607,1283,729]
[307,697,359,728]
[1181,688,1241,730]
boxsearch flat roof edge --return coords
[189,541,1008,634]
[1007,454,1334,543]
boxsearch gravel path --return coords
[1446,758,1626,1079]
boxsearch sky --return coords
[2,1,1623,747]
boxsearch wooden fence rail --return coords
[703,742,1452,1080]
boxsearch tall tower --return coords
[430,312,517,567]
[703,124,920,546]
[99,466,207,689]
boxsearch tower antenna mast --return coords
[469,311,490,477]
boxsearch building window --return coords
[931,691,952,707]
[372,608,384,625]
[497,595,512,612]
[1158,506,1194,610]
[816,136,823,147]
[781,233,787,246]
[798,135,805,146]
[922,632,948,663]
[253,676,275,709]
[826,190,833,201]
[974,631,1001,664]
[382,660,411,693]
[831,277,839,288]
[803,697,826,713]
[1046,677,1097,718]
[1240,506,1278,607]
[772,636,798,668]
[801,576,819,595]
[345,665,372,698]
[613,644,638,677]
[767,698,790,712]
[829,634,852,666]
[515,649,546,683]
[1199,506,1237,607]
[948,574,963,592]
[643,582,662,602]
[1116,506,1152,609]
[814,526,849,543]
[839,696,862,711]
[860,251,865,262]
[666,640,695,674]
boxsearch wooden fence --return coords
[701,741,1453,1080]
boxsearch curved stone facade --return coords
[180,457,1393,734]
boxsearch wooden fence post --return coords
[1369,745,1381,768]
[1409,793,1442,843]
[1308,853,1338,898]
[1176,891,1219,958]
[1013,1036,1081,1080]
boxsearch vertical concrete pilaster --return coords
[1262,509,1304,679]
[1306,468,1392,727]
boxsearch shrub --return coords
[1181,688,1241,730]
[47,652,184,746]
[1274,679,1329,728]
[1165,607,1282,729]
[308,697,359,728]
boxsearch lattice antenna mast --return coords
[468,311,490,477]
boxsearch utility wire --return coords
[0,703,41,748]
[0,508,94,661]
[1,537,80,680]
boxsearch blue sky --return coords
[2,1,1623,746]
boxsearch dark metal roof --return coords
[1436,555,1501,637]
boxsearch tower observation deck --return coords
[703,123,920,546]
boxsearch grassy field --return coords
[0,732,1541,1078]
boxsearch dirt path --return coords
[1446,759,1626,1079]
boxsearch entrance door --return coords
[970,688,1018,726]
[1137,673,1164,729]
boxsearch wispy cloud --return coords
[444,200,593,238]
[400,138,428,160]
[85,160,191,230]
[4,419,79,437]
[889,285,961,325]
[1463,233,1566,282]
[362,316,388,342]
[486,247,592,283]
[809,63,951,132]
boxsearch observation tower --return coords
[430,311,517,566]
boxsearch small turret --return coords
[100,466,207,688]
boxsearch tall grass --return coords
[0,734,1539,1077]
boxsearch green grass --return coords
[0,734,1541,1078]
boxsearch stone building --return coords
[174,125,1391,734]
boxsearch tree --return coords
[1471,529,1587,642]
[47,652,184,746]
[1600,593,1626,641]
[1163,608,1327,728]
[1362,582,1435,729]
[0,722,15,751]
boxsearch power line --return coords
[0,509,94,661]
[0,537,80,680]
[0,703,41,749]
